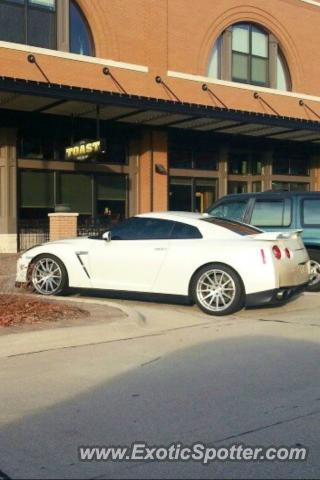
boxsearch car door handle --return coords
[154,247,167,251]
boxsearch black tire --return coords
[306,250,320,292]
[29,254,69,296]
[190,263,245,316]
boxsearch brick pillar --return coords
[218,146,228,198]
[139,130,153,213]
[152,130,168,211]
[0,128,17,253]
[48,213,79,241]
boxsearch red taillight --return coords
[285,247,291,259]
[260,249,266,264]
[272,245,282,260]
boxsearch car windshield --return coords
[202,217,262,236]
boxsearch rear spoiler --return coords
[251,230,303,241]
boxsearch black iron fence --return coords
[18,219,50,251]
[77,215,122,238]
[17,215,123,251]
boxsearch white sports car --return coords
[16,212,311,316]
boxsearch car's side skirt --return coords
[69,288,192,305]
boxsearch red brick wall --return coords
[1,0,320,117]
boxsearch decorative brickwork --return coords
[49,213,79,241]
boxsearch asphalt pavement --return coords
[0,292,319,479]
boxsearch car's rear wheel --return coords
[307,250,320,292]
[30,254,68,296]
[191,263,245,316]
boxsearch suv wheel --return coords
[191,263,245,316]
[307,250,320,292]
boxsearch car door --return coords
[153,221,204,295]
[88,217,174,292]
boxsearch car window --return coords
[208,200,248,221]
[110,217,175,240]
[170,222,202,239]
[302,199,320,226]
[202,217,262,236]
[251,199,291,227]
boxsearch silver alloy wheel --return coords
[196,269,236,312]
[309,260,320,286]
[31,257,63,295]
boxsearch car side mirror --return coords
[102,231,111,242]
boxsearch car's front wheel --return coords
[30,254,68,296]
[191,263,245,316]
[307,250,320,292]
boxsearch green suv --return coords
[207,191,320,292]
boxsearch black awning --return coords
[1,75,320,143]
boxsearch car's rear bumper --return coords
[245,283,309,307]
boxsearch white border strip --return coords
[0,41,149,73]
[168,70,320,105]
[299,0,320,7]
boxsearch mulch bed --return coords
[0,294,89,327]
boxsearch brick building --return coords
[1,0,320,252]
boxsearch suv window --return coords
[251,199,291,227]
[111,218,175,240]
[302,199,320,226]
[170,222,202,239]
[208,200,248,221]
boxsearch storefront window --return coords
[19,169,55,219]
[58,172,92,215]
[19,121,129,164]
[168,133,218,171]
[195,179,218,212]
[96,174,127,221]
[272,181,310,192]
[252,181,262,192]
[169,178,192,211]
[169,178,217,212]
[273,151,310,176]
[228,181,248,194]
[20,135,55,160]
[0,0,56,49]
[228,151,262,175]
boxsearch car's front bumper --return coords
[245,283,309,308]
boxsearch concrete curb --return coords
[0,298,147,359]
[0,295,215,359]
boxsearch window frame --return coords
[209,22,291,91]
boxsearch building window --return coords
[272,181,310,192]
[168,132,218,171]
[19,169,55,219]
[232,24,268,86]
[0,0,95,55]
[273,151,310,176]
[0,0,56,49]
[208,22,291,91]
[228,151,263,175]
[227,181,248,194]
[169,178,218,213]
[70,0,94,55]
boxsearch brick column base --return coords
[48,213,79,241]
